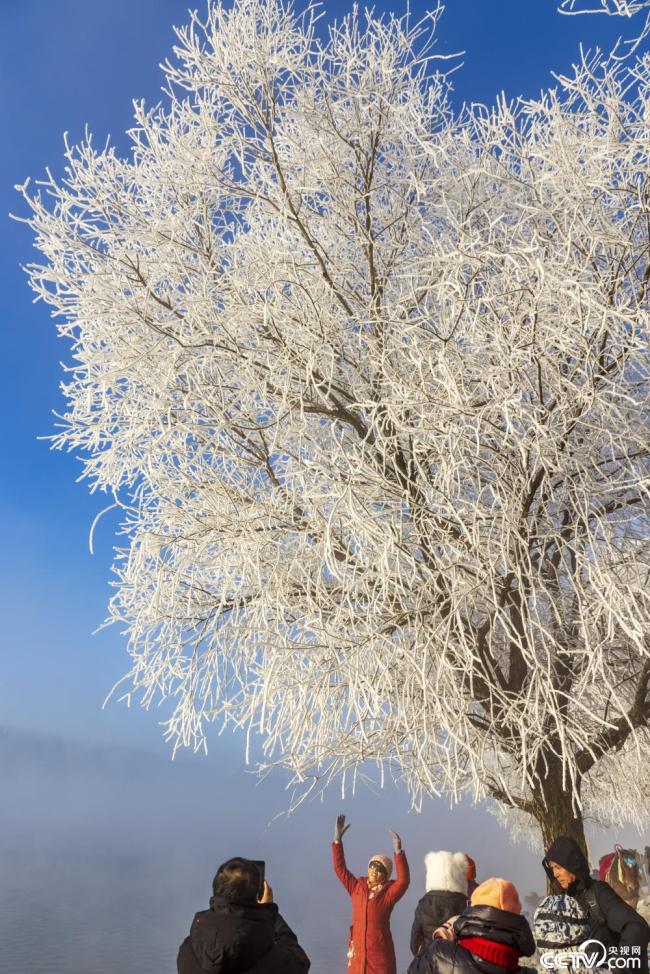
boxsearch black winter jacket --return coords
[410,890,469,955]
[177,895,310,974]
[408,905,536,974]
[543,837,649,973]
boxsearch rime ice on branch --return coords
[559,0,650,13]
[16,0,650,847]
[558,1,650,54]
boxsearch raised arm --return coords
[385,830,410,906]
[332,814,357,895]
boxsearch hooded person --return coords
[410,852,470,955]
[543,836,650,974]
[332,814,410,974]
[408,877,536,974]
[177,857,310,974]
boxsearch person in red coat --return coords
[332,813,410,974]
[465,855,478,897]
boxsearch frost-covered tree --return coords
[558,0,650,54]
[559,0,650,12]
[17,0,649,850]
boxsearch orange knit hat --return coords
[470,877,521,914]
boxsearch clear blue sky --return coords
[1,7,645,972]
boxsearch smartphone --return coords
[251,859,265,898]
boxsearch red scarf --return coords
[458,937,521,972]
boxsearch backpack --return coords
[599,846,642,906]
[533,895,591,949]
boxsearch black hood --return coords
[208,894,278,919]
[454,905,536,957]
[542,837,591,888]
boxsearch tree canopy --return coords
[18,0,650,845]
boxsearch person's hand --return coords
[389,829,402,854]
[334,814,351,843]
[258,880,273,904]
[433,917,458,942]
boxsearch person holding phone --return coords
[177,857,310,974]
[332,813,410,974]
[250,860,267,899]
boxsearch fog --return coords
[0,725,534,973]
[2,726,645,974]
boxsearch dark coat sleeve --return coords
[595,881,650,949]
[273,911,299,944]
[272,912,310,973]
[408,947,433,974]
[407,940,446,974]
[410,898,427,956]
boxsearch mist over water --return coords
[2,725,642,974]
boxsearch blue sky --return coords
[0,7,642,959]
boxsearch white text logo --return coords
[540,940,643,970]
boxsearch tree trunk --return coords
[533,789,587,856]
[531,766,588,891]
[530,745,588,852]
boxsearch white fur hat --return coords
[424,851,469,894]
